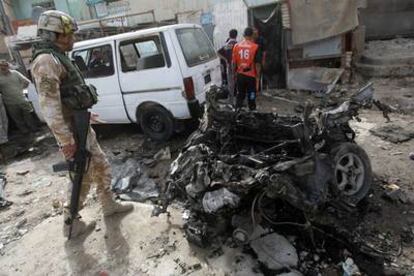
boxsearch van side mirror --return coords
[73,56,88,72]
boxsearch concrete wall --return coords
[127,0,212,22]
[125,0,249,48]
[360,0,414,39]
[213,0,248,49]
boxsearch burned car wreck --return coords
[155,84,385,273]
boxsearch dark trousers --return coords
[236,73,256,110]
[5,103,37,134]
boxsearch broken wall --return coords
[283,0,362,91]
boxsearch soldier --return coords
[31,10,133,238]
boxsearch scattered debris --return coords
[17,189,33,197]
[0,173,12,209]
[373,100,396,123]
[15,218,27,229]
[13,209,25,217]
[153,147,171,161]
[370,124,414,143]
[111,158,159,202]
[202,188,240,213]
[250,227,298,270]
[16,170,30,176]
[382,184,409,204]
[342,257,360,276]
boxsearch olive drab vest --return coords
[32,42,98,110]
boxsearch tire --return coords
[138,104,174,141]
[330,143,372,205]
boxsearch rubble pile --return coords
[158,85,391,274]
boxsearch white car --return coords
[28,24,222,141]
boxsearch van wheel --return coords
[138,104,174,141]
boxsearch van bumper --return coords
[187,98,203,119]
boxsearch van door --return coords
[71,43,129,123]
[116,32,187,121]
[172,27,222,103]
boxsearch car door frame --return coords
[116,31,190,122]
[71,41,130,123]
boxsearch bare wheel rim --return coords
[335,152,365,196]
[148,114,164,133]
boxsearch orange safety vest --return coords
[232,39,259,78]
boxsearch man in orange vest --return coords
[232,27,262,111]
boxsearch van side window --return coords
[119,36,166,72]
[176,28,216,67]
[72,45,114,78]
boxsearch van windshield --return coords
[176,28,216,67]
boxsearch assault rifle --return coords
[53,110,91,240]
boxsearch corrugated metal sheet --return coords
[243,0,280,8]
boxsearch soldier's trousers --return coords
[64,127,113,221]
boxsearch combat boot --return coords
[63,219,96,238]
[102,199,134,217]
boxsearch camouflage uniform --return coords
[31,54,115,219]
[31,10,132,238]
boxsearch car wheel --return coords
[330,143,372,205]
[138,104,174,141]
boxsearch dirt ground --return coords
[0,77,414,275]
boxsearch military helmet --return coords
[37,10,78,35]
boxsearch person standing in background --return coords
[0,60,37,134]
[232,27,262,111]
[218,29,238,98]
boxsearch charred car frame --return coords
[156,83,375,250]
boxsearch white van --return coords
[28,24,222,141]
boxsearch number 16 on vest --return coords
[239,49,250,59]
